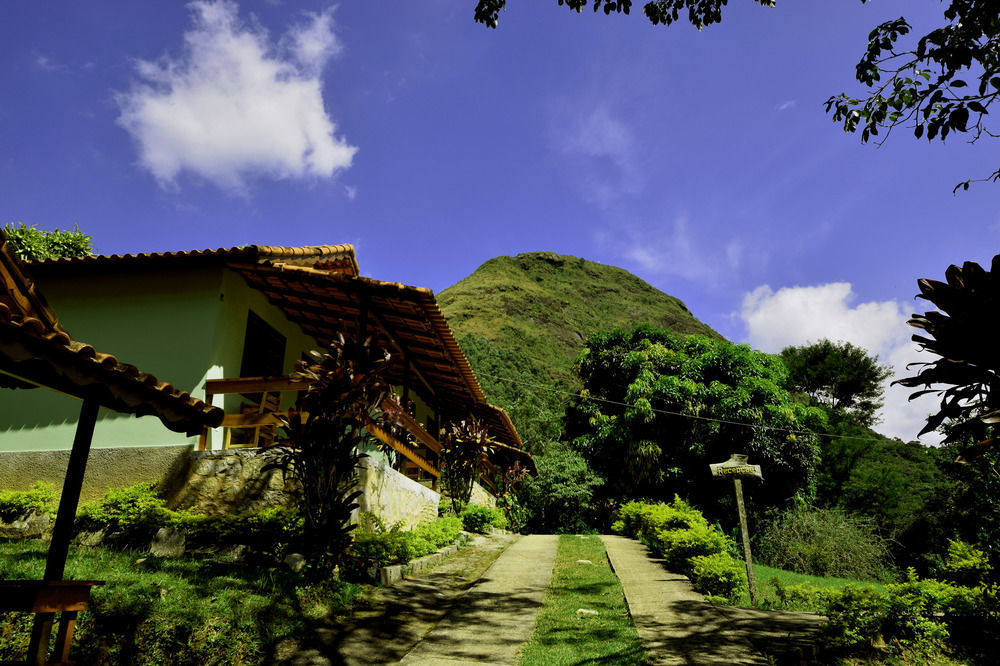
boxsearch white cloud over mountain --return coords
[116,0,355,192]
[740,282,941,445]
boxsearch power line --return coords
[474,369,917,445]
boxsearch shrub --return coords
[773,573,1000,658]
[942,538,992,587]
[611,497,746,598]
[690,552,746,601]
[180,506,303,554]
[460,504,506,533]
[76,482,172,545]
[3,222,92,261]
[0,481,57,522]
[345,515,465,580]
[755,505,895,582]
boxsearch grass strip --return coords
[518,534,648,666]
[0,539,362,665]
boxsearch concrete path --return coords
[398,534,559,665]
[602,535,824,665]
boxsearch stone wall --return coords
[165,449,294,514]
[469,481,497,508]
[0,445,192,503]
[167,449,440,528]
[356,457,439,529]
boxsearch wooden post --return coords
[29,395,100,663]
[732,478,759,605]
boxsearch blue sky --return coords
[2,1,996,443]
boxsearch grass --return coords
[518,534,648,666]
[0,539,363,665]
[730,562,885,612]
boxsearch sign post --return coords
[709,453,762,605]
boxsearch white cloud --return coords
[116,0,356,192]
[550,104,641,205]
[740,282,942,445]
[776,100,797,112]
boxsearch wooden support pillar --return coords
[29,395,100,663]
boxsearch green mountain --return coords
[438,251,720,450]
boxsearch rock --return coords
[135,558,147,566]
[191,459,215,476]
[576,608,600,616]
[219,544,249,562]
[576,559,593,565]
[73,528,107,547]
[0,509,51,539]
[150,527,186,557]
[284,552,307,573]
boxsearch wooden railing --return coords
[198,376,441,478]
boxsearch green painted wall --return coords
[0,268,223,452]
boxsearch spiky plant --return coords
[265,334,401,571]
[896,257,1000,456]
[440,417,496,512]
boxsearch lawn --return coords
[518,534,648,666]
[0,539,362,665]
[730,562,885,612]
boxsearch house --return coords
[0,232,225,666]
[0,243,529,522]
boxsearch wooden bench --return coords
[0,580,103,665]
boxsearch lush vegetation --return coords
[518,535,648,666]
[440,251,719,449]
[570,326,824,523]
[2,222,92,260]
[0,540,361,665]
[345,515,465,579]
[520,445,600,534]
[754,505,894,583]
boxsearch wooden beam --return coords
[365,423,440,478]
[205,376,308,395]
[368,310,436,399]
[30,395,100,660]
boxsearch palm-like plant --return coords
[440,417,496,512]
[265,334,401,571]
[896,256,1000,456]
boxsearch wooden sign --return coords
[710,453,760,605]
[709,453,762,480]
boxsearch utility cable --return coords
[473,369,928,445]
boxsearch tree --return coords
[569,325,825,523]
[3,222,93,260]
[522,444,601,533]
[265,334,401,572]
[780,339,892,428]
[474,1,1000,190]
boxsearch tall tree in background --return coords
[780,339,892,429]
[3,222,92,261]
[570,325,825,523]
[474,1,1000,190]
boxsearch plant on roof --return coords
[441,416,497,513]
[265,333,402,573]
[3,222,92,260]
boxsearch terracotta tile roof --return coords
[29,244,359,277]
[0,238,224,435]
[228,262,525,450]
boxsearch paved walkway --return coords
[602,535,825,665]
[399,534,559,665]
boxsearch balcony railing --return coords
[197,376,442,480]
